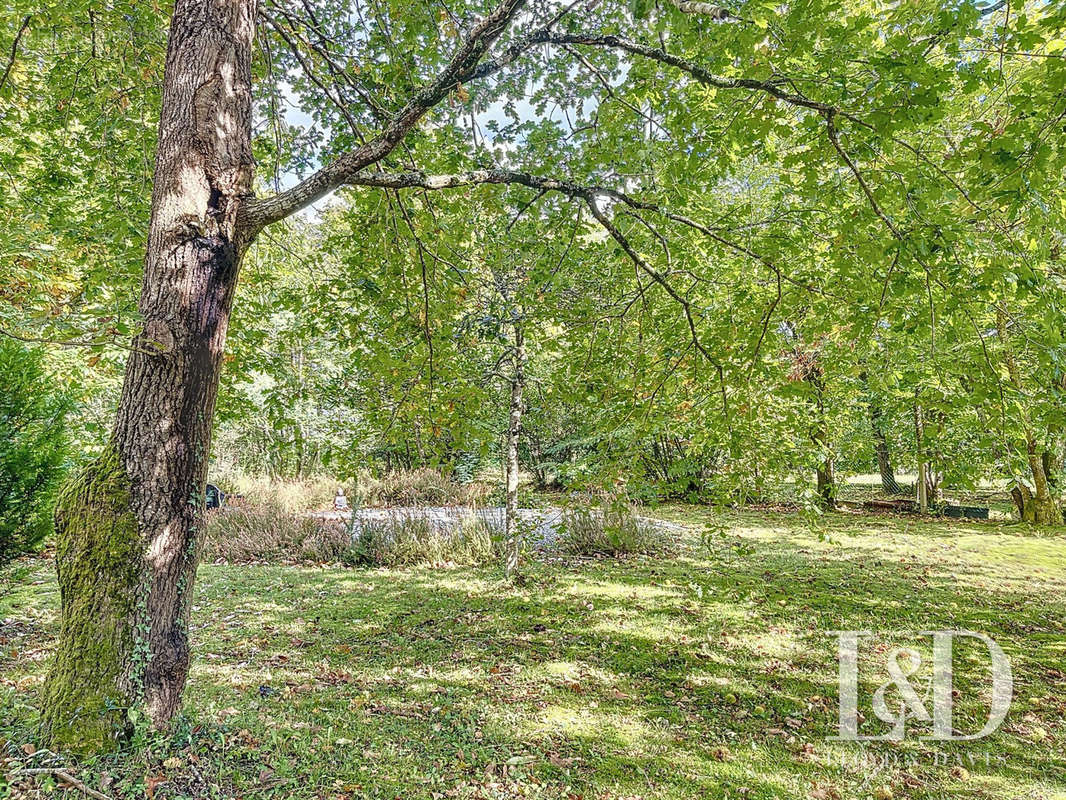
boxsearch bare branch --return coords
[534,32,836,114]
[9,769,112,800]
[0,326,152,354]
[0,15,31,94]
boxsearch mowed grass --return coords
[2,509,1066,799]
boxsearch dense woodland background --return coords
[4,0,1066,518]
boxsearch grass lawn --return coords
[2,509,1065,799]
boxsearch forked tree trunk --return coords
[41,0,257,751]
[504,322,525,577]
[1012,440,1063,525]
[995,308,1063,525]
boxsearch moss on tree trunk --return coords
[38,0,258,752]
[41,444,145,752]
[1013,450,1063,525]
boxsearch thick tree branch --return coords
[339,167,827,295]
[463,0,584,82]
[338,168,731,363]
[242,10,842,234]
[240,0,530,232]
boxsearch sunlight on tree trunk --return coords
[504,322,525,577]
[41,0,257,750]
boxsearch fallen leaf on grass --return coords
[810,785,841,800]
[548,753,577,768]
[145,773,166,800]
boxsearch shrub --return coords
[557,501,672,557]
[203,502,502,567]
[0,339,70,567]
[358,468,488,507]
[349,511,499,567]
[202,504,350,563]
[205,469,343,513]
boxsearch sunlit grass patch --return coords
[2,509,1064,798]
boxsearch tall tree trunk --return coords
[811,379,836,509]
[504,322,525,577]
[874,436,901,495]
[869,400,903,495]
[41,0,256,751]
[915,402,929,514]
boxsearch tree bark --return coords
[811,379,835,510]
[504,322,525,577]
[815,456,836,509]
[914,402,929,514]
[995,308,1063,525]
[41,0,257,751]
[37,0,535,753]
[1014,441,1063,524]
[1042,449,1058,489]
[869,400,903,495]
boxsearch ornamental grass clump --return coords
[558,500,672,557]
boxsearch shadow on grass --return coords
[2,511,1065,799]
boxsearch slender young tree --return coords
[503,315,526,576]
